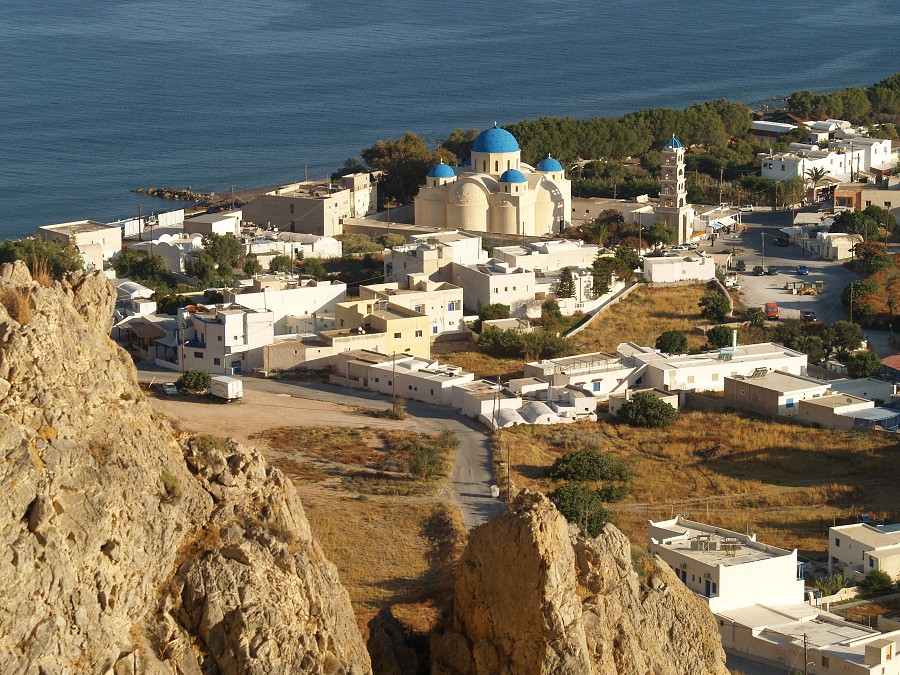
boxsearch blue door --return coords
[681,569,687,583]
[705,580,711,597]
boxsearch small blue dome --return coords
[427,162,456,179]
[499,169,527,183]
[664,135,683,149]
[472,123,520,154]
[536,156,563,172]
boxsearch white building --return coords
[242,173,376,237]
[829,523,900,580]
[524,351,645,399]
[451,379,522,421]
[642,253,717,283]
[223,276,346,335]
[649,516,805,613]
[37,220,123,264]
[759,136,893,184]
[493,239,602,272]
[384,230,487,286]
[159,304,275,375]
[450,259,536,313]
[129,233,204,273]
[184,210,242,237]
[359,280,465,337]
[414,124,571,236]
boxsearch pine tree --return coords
[557,266,576,299]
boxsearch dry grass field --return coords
[499,413,897,558]
[573,283,712,353]
[430,341,524,379]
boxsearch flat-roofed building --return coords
[523,351,642,399]
[796,393,875,430]
[649,516,805,613]
[335,299,430,358]
[451,379,521,421]
[223,277,346,335]
[830,522,900,580]
[384,230,487,286]
[643,253,717,283]
[608,387,678,416]
[723,370,831,417]
[37,220,123,262]
[450,259,536,313]
[242,174,376,237]
[360,280,464,337]
[183,210,241,237]
[493,239,602,272]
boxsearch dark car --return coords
[773,237,789,247]
[800,310,819,322]
[735,260,746,272]
[797,265,810,275]
[766,266,779,275]
[753,265,765,276]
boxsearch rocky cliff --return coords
[0,262,371,674]
[431,490,729,675]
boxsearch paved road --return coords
[711,209,860,325]
[136,364,506,530]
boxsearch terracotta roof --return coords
[881,354,900,370]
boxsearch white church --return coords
[414,124,572,237]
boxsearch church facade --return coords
[414,124,571,237]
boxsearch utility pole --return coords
[803,633,809,675]
[230,184,235,211]
[849,283,854,324]
[761,233,765,269]
[718,166,724,205]
[304,164,308,182]
[179,311,185,374]
[392,352,396,400]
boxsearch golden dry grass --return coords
[430,344,524,379]
[0,288,33,324]
[303,496,464,639]
[574,283,711,353]
[500,413,897,555]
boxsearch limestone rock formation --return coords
[432,490,728,675]
[0,262,370,674]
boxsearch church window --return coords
[482,160,487,172]
[507,160,511,169]
[494,161,498,172]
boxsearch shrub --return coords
[861,569,894,594]
[410,443,444,480]
[478,303,511,321]
[549,448,631,482]
[176,369,211,393]
[160,470,182,501]
[548,482,611,538]
[0,288,33,324]
[617,392,679,428]
[744,307,766,328]
[846,350,882,378]
[382,397,408,420]
[814,573,847,597]
[655,330,688,355]
[706,325,734,349]
[699,292,730,323]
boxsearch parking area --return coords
[709,209,860,324]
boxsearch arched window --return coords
[494,161,498,172]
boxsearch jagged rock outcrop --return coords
[0,262,371,674]
[431,490,729,675]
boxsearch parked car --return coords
[739,205,754,213]
[797,265,810,275]
[773,237,789,247]
[669,244,690,251]
[766,266,779,275]
[753,265,765,276]
[800,310,819,322]
[162,383,178,396]
[765,302,780,320]
[735,260,746,272]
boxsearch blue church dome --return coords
[472,123,520,154]
[536,156,563,172]
[664,135,683,149]
[427,161,456,179]
[499,169,527,183]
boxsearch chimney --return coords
[732,330,738,349]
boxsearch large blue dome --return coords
[499,169,527,183]
[427,162,456,179]
[473,124,520,154]
[664,135,683,149]
[536,156,563,172]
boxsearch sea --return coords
[2,0,899,240]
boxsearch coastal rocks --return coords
[431,490,728,675]
[135,186,210,202]
[0,263,370,674]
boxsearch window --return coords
[786,398,794,408]
[393,332,401,339]
[414,305,423,313]
[194,351,203,358]
[687,375,695,384]
[217,335,222,341]
[835,537,840,547]
[869,558,874,568]
[290,204,294,214]
[885,202,891,208]
[408,385,413,391]
[865,200,871,207]
[448,301,457,311]
[374,377,379,383]
[711,582,717,595]
[415,330,423,338]
[432,326,438,334]
[821,656,829,668]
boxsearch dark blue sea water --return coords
[2,0,898,239]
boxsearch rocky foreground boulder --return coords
[432,490,729,675]
[0,262,371,674]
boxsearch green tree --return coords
[823,321,865,358]
[831,210,880,242]
[846,350,883,378]
[646,222,673,246]
[268,254,292,273]
[863,204,896,233]
[557,267,576,298]
[655,330,688,355]
[549,448,631,482]
[243,258,263,276]
[699,292,731,323]
[296,257,326,279]
[478,303,510,321]
[744,307,766,328]
[617,392,679,428]
[867,253,894,275]
[614,245,641,271]
[842,279,879,306]
[548,482,611,538]
[330,156,367,180]
[155,293,189,315]
[0,236,83,278]
[410,442,444,479]
[439,128,479,162]
[706,324,734,348]
[361,132,456,204]
[805,167,828,202]
[185,254,217,282]
[201,233,243,270]
[541,299,564,324]
[176,369,211,392]
[861,569,894,594]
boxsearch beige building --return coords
[37,220,123,265]
[657,136,695,245]
[723,371,831,417]
[830,522,900,581]
[335,299,430,358]
[242,173,376,236]
[608,387,679,416]
[414,124,571,236]
[262,330,387,372]
[835,177,900,220]
[796,393,874,429]
[183,210,241,237]
[359,280,464,337]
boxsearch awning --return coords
[122,321,167,340]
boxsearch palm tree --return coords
[805,167,829,203]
